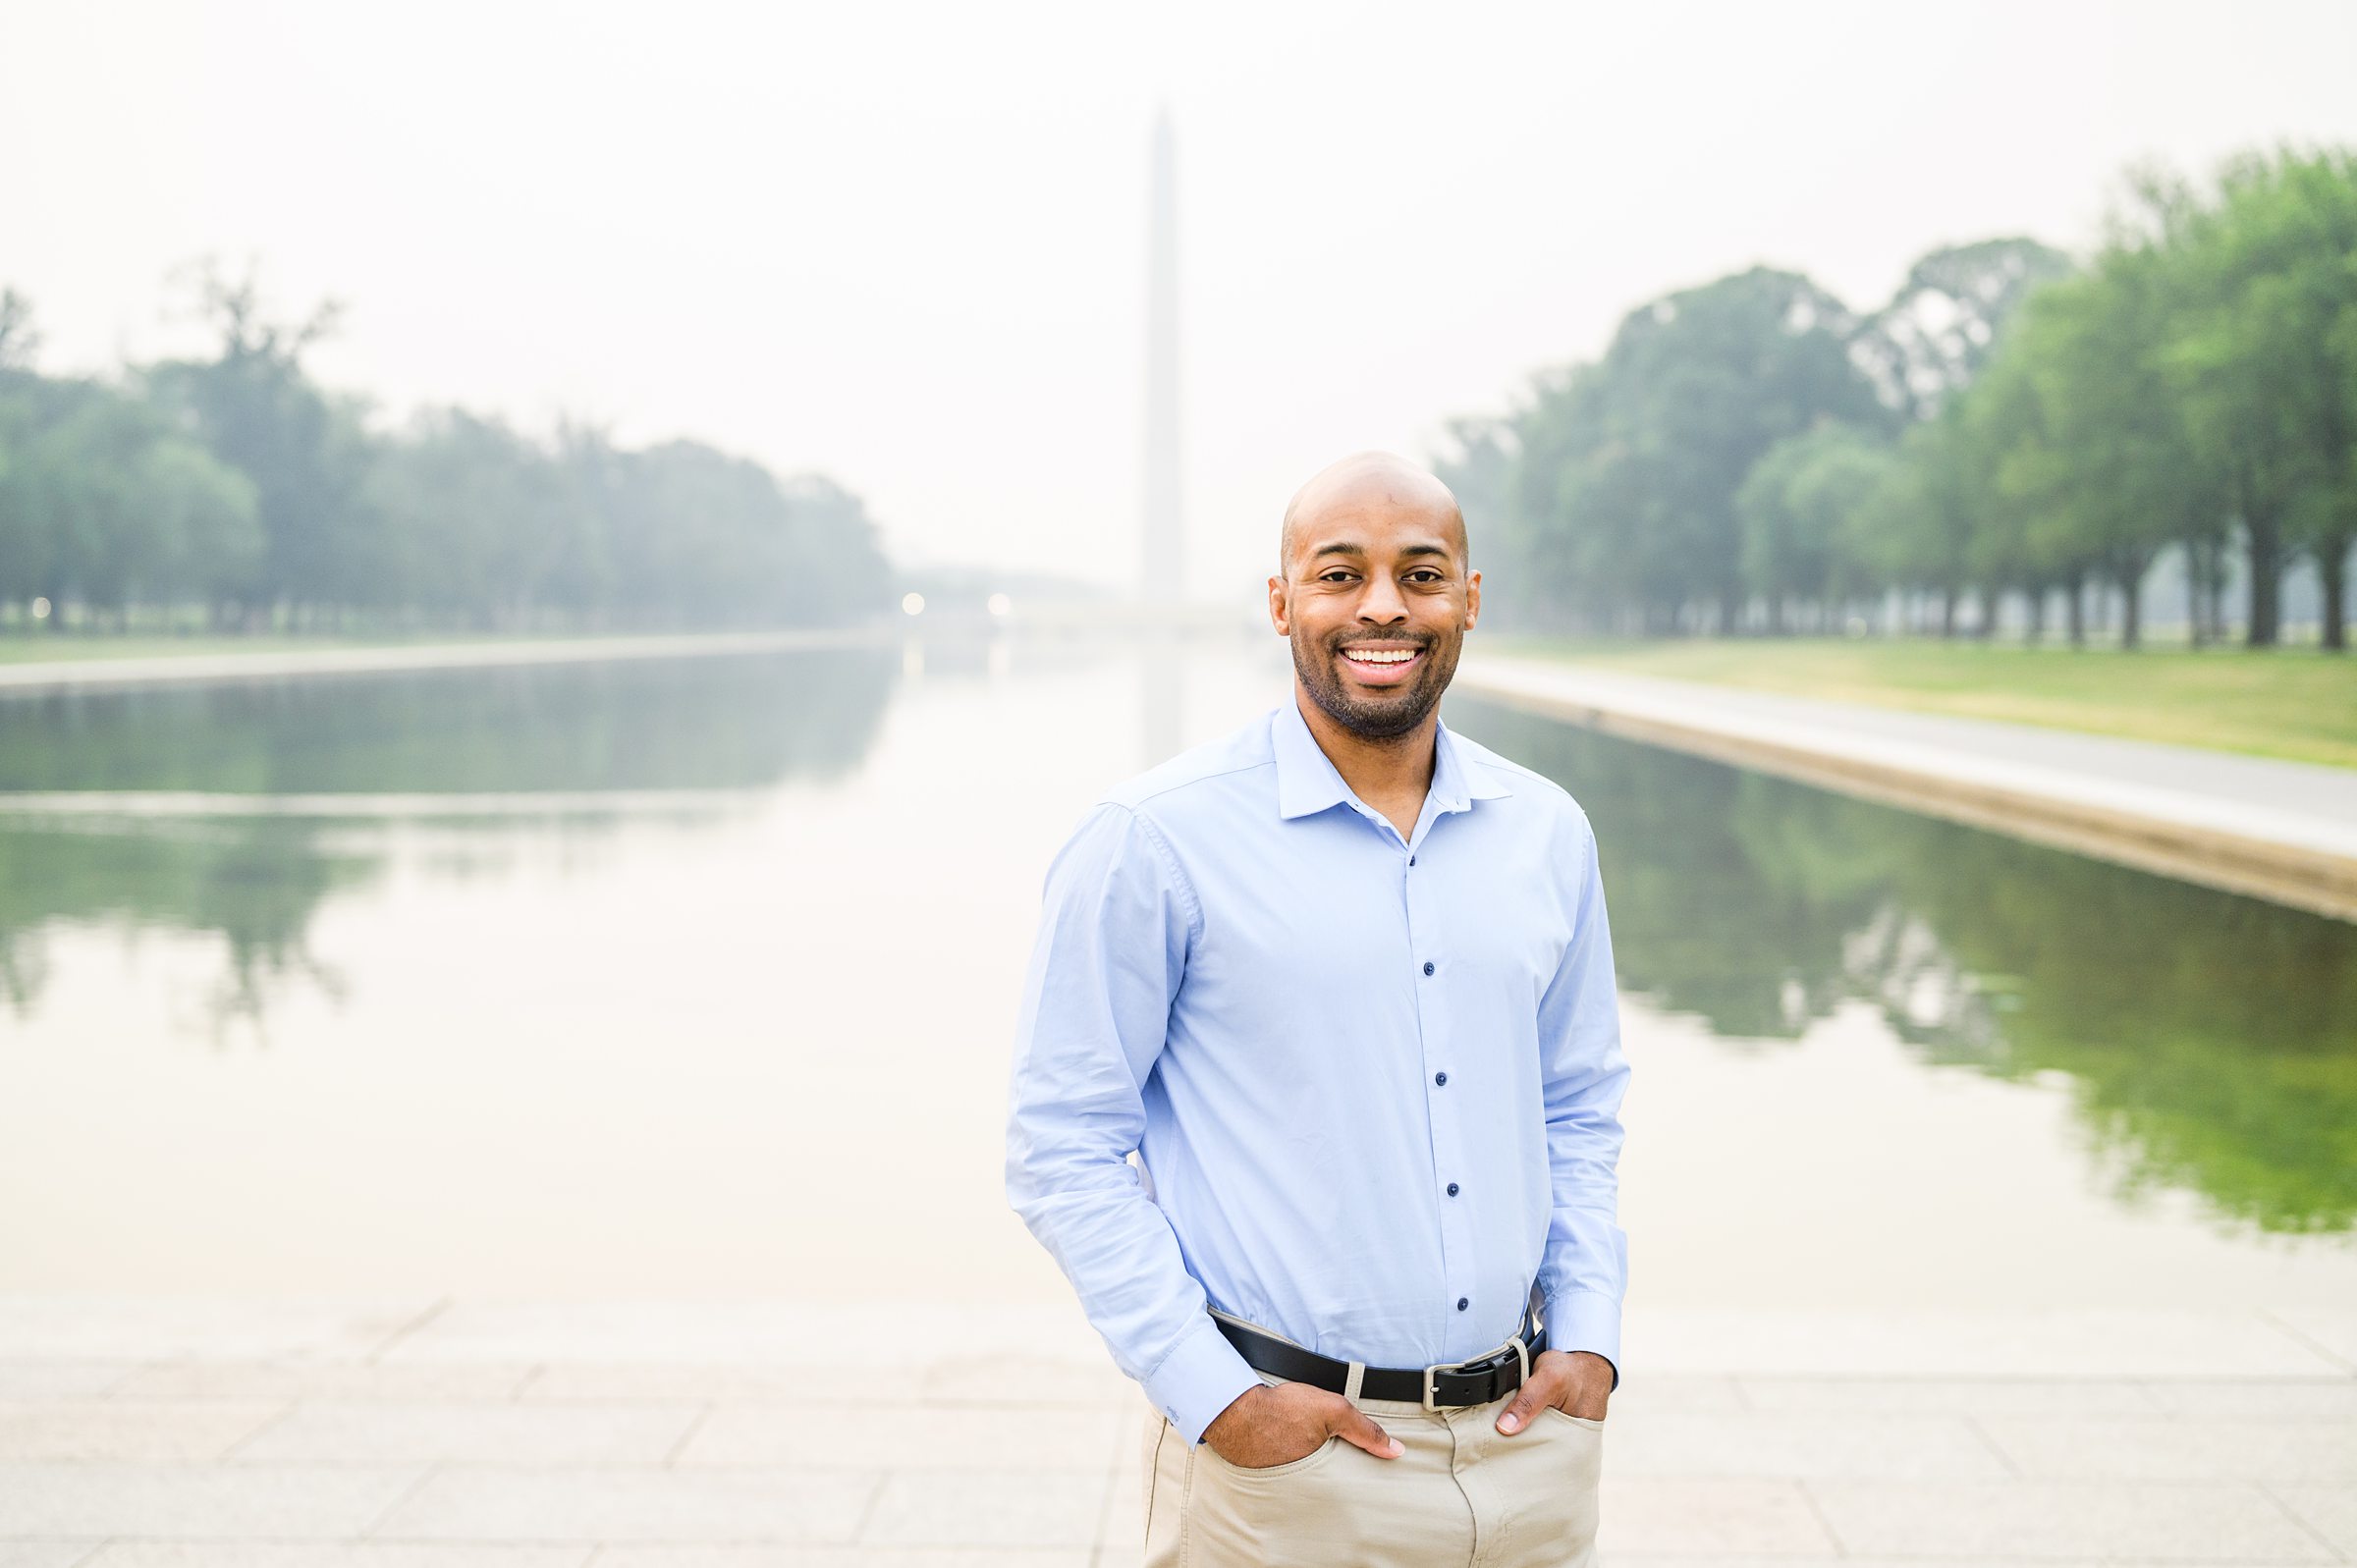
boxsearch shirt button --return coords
[1456,1297,1469,1312]
[1422,961,1435,976]
[1447,1182,1459,1196]
[1434,1071,1448,1086]
[1409,855,1416,865]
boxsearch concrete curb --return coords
[0,627,891,696]
[1455,654,2357,925]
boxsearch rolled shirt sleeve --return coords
[1535,809,1631,1391]
[1004,801,1260,1443]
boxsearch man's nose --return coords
[1359,574,1409,622]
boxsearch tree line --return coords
[0,268,895,634]
[1439,143,2357,650]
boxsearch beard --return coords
[1290,627,1461,741]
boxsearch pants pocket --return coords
[1196,1431,1343,1481]
[1538,1404,1607,1433]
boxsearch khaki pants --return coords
[1140,1369,1605,1567]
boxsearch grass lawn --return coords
[1485,634,2357,771]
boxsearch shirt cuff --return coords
[1545,1288,1620,1392]
[1142,1312,1263,1445]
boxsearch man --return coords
[1005,451,1629,1565]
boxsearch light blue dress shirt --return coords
[1005,692,1630,1444]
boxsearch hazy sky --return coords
[8,0,2357,604]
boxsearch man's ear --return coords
[1464,568,1481,629]
[1267,575,1290,635]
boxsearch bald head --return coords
[1278,451,1467,579]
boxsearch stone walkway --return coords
[1453,656,2357,923]
[1,1297,2350,1565]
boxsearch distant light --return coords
[29,597,49,620]
[986,592,1014,618]
[901,592,925,617]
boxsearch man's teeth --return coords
[1343,648,1417,664]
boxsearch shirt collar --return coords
[1271,692,1512,822]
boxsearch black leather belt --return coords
[1209,1304,1546,1410]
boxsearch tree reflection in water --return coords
[0,647,898,1042]
[0,816,364,1041]
[1451,694,2357,1238]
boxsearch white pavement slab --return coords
[1803,1477,2334,1560]
[77,1550,591,1568]
[2277,1487,2357,1558]
[1629,1305,2352,1378]
[369,1465,876,1544]
[373,1300,1099,1367]
[1976,1417,2357,1483]
[225,1400,705,1465]
[0,1299,438,1362]
[0,1403,283,1462]
[2273,1306,2357,1371]
[0,1462,424,1539]
[674,1405,1123,1470]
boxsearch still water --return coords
[2,635,2351,1312]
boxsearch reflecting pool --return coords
[2,634,2350,1314]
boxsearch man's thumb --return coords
[1339,1405,1403,1459]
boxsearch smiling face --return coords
[1268,453,1480,742]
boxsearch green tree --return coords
[1735,422,1897,631]
[2156,151,2357,648]
[368,408,588,626]
[2001,246,2221,648]
[1500,364,1626,628]
[775,471,896,624]
[0,289,37,372]
[1875,406,1988,635]
[1431,415,1519,608]
[1858,239,2076,421]
[0,378,259,621]
[2199,148,2357,649]
[1950,350,2063,637]
[0,376,65,607]
[144,263,380,622]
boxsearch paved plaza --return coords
[0,1297,2350,1565]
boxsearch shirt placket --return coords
[1398,800,1474,1361]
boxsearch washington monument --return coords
[1142,107,1182,605]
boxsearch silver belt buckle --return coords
[1421,1331,1531,1413]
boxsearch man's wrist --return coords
[1143,1314,1263,1444]
[1564,1348,1617,1389]
[1543,1289,1621,1392]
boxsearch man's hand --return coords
[1200,1381,1403,1468]
[1494,1349,1612,1435]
